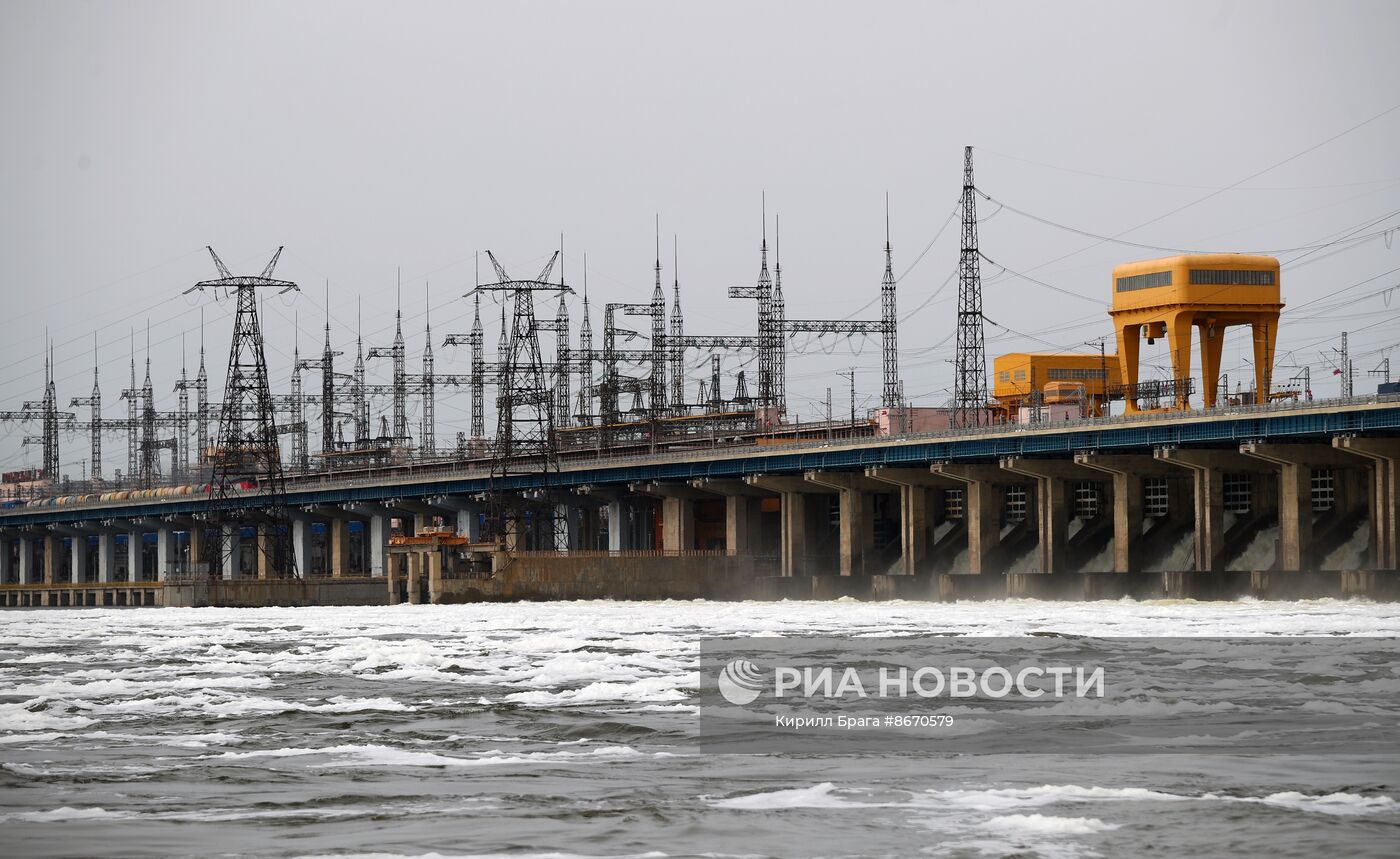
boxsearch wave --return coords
[711,782,891,810]
[205,743,655,769]
[0,806,126,823]
[982,813,1119,835]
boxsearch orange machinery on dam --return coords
[1110,253,1282,413]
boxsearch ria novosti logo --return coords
[717,659,767,705]
[714,658,1104,705]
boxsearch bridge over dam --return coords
[2,395,1397,607]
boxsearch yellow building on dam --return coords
[1109,253,1282,413]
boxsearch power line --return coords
[1017,99,1400,273]
[976,189,1400,257]
[977,252,1104,305]
[978,147,1400,192]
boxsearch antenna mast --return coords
[954,146,990,427]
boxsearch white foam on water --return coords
[710,782,889,810]
[1217,790,1398,817]
[7,674,274,697]
[503,677,687,706]
[293,853,670,859]
[982,813,1119,835]
[635,703,698,713]
[80,729,246,748]
[923,784,1190,811]
[919,783,1397,819]
[207,743,655,769]
[0,806,128,822]
[0,699,95,731]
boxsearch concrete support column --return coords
[188,527,206,575]
[43,533,59,584]
[898,486,926,574]
[932,464,1009,575]
[1156,451,1224,572]
[456,505,483,542]
[290,517,312,579]
[660,497,694,552]
[386,552,401,603]
[632,483,709,553]
[329,518,352,577]
[406,551,422,604]
[156,526,175,581]
[256,527,276,579]
[781,492,806,577]
[17,534,33,584]
[1241,442,1357,572]
[1034,477,1067,574]
[866,468,955,576]
[1000,459,1103,575]
[1155,448,1271,572]
[1335,436,1400,570]
[607,500,625,551]
[426,549,443,603]
[127,528,143,581]
[97,532,116,583]
[222,524,242,579]
[804,472,885,577]
[746,475,828,577]
[366,514,391,577]
[70,534,89,584]
[1075,453,1176,573]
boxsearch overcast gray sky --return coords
[2,0,1398,478]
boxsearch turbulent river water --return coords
[2,599,1398,859]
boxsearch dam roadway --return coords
[2,394,1398,607]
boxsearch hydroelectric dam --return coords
[1,392,1397,608]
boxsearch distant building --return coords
[991,352,1120,422]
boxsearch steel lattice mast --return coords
[727,204,776,412]
[954,146,989,427]
[669,240,684,414]
[367,285,409,446]
[469,296,486,439]
[880,197,900,410]
[69,337,102,483]
[294,301,342,463]
[772,219,786,414]
[421,289,436,455]
[469,250,572,547]
[184,246,300,578]
[576,276,594,426]
[650,228,667,418]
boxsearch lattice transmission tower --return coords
[184,246,300,578]
[954,146,990,427]
[470,250,572,549]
